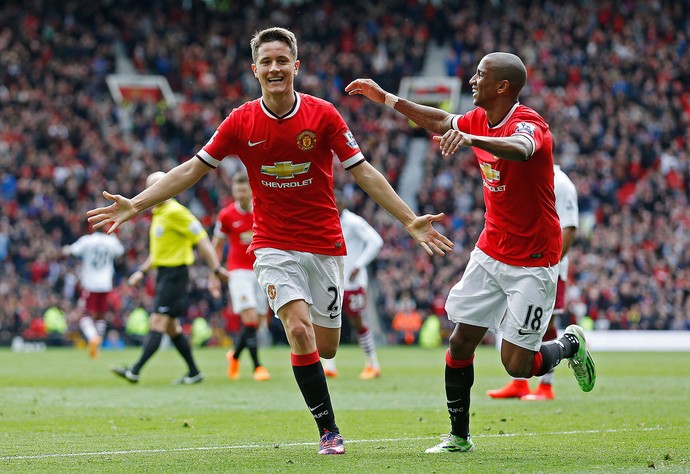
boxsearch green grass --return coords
[1,344,689,472]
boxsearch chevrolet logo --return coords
[261,161,311,179]
[480,163,500,181]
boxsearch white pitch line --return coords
[0,426,668,461]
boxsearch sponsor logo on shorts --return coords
[517,328,538,336]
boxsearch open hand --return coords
[405,213,454,256]
[86,191,138,234]
[345,78,387,103]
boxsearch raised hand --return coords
[345,78,387,103]
[86,191,138,234]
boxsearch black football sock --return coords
[292,352,338,436]
[131,330,163,374]
[536,332,580,376]
[171,333,200,376]
[558,332,580,358]
[245,326,260,368]
[445,351,474,440]
[234,327,248,358]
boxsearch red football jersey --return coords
[199,93,364,256]
[214,201,255,271]
[452,103,561,267]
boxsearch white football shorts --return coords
[445,247,559,351]
[253,248,344,329]
[228,269,268,314]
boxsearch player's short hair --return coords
[485,52,527,94]
[232,171,249,185]
[250,27,298,63]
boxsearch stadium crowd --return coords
[1,0,689,346]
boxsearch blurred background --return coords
[1,0,689,352]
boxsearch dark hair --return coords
[485,52,527,94]
[232,171,249,184]
[250,27,298,63]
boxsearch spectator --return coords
[392,292,423,345]
[1,0,689,346]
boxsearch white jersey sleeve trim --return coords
[197,150,220,168]
[341,151,365,170]
[451,114,461,130]
[213,220,227,239]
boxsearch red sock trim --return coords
[357,326,369,336]
[244,322,258,329]
[291,350,320,366]
[445,349,474,369]
[530,351,543,377]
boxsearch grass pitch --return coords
[1,343,689,472]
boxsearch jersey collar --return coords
[488,101,520,129]
[234,201,253,214]
[260,91,301,121]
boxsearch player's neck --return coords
[485,100,518,127]
[262,90,297,117]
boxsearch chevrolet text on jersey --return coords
[261,178,314,188]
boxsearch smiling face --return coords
[251,40,299,98]
[469,56,500,108]
[469,52,526,110]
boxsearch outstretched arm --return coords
[349,161,453,256]
[432,132,533,160]
[87,158,212,234]
[345,78,455,135]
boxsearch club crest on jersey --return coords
[344,130,358,148]
[296,130,317,151]
[515,121,536,136]
[267,284,277,300]
[261,161,311,179]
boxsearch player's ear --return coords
[251,64,258,77]
[294,60,300,76]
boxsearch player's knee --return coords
[503,360,532,378]
[448,331,475,357]
[285,320,312,345]
[319,346,337,359]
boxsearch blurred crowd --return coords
[1,0,688,346]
